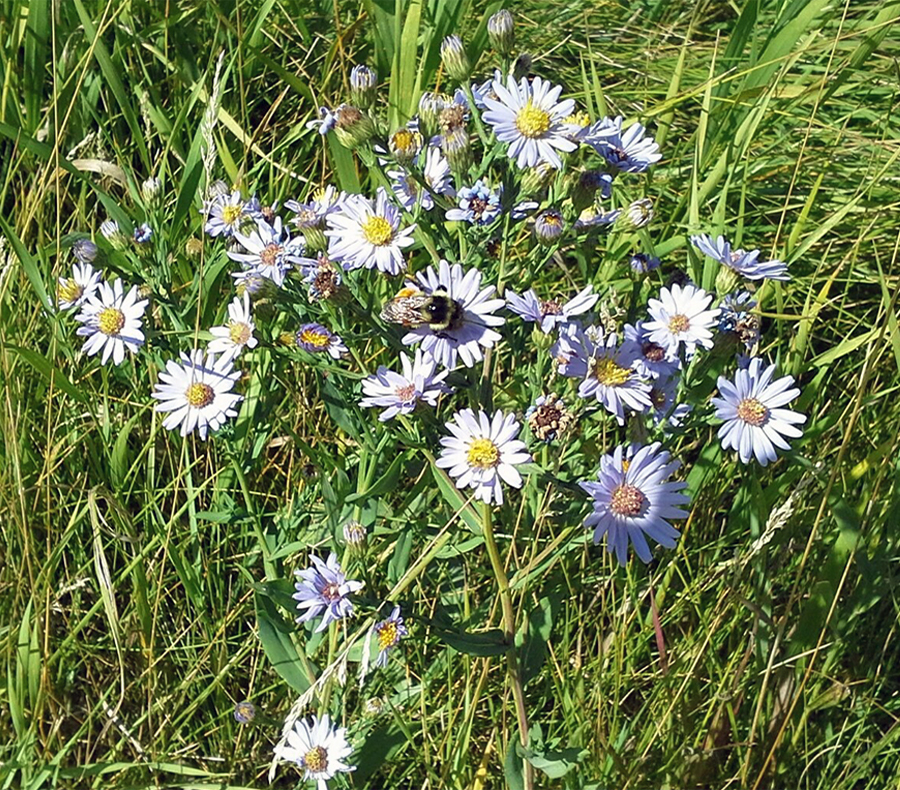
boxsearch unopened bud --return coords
[72,238,98,264]
[534,209,565,245]
[333,104,375,150]
[442,126,472,173]
[487,10,515,55]
[350,64,378,109]
[141,176,161,205]
[441,35,471,82]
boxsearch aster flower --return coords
[307,106,336,135]
[551,321,593,379]
[620,321,681,380]
[57,262,101,310]
[72,238,98,264]
[360,350,451,421]
[718,291,761,349]
[629,252,660,274]
[325,189,416,275]
[711,357,806,466]
[624,198,654,229]
[580,443,689,565]
[293,552,363,632]
[388,146,455,211]
[482,75,577,169]
[401,259,506,369]
[151,350,243,439]
[75,280,148,366]
[644,283,721,356]
[578,332,653,425]
[133,223,152,244]
[506,285,598,334]
[274,713,355,790]
[575,207,620,230]
[436,409,531,505]
[648,375,692,428]
[228,216,304,286]
[691,233,789,281]
[445,180,502,225]
[204,190,260,238]
[295,323,347,360]
[372,606,408,667]
[582,116,661,173]
[208,293,257,360]
[343,520,367,548]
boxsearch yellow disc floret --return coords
[303,746,328,772]
[737,397,769,426]
[185,382,215,408]
[98,307,126,336]
[467,438,500,469]
[668,314,690,334]
[515,101,551,138]
[229,321,252,345]
[377,620,399,650]
[592,357,632,387]
[222,204,243,226]
[361,216,394,246]
[57,279,83,305]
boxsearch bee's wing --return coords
[380,294,431,326]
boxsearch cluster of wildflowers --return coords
[48,10,813,786]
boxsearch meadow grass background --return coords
[2,0,900,787]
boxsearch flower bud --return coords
[441,35,471,82]
[72,238,98,264]
[442,126,472,173]
[520,162,554,196]
[571,170,613,212]
[487,10,515,55]
[715,265,741,296]
[350,64,378,109]
[343,520,367,550]
[389,127,423,164]
[512,53,532,81]
[100,219,129,251]
[141,176,161,205]
[185,237,203,257]
[418,92,448,139]
[534,209,564,245]
[622,198,653,229]
[333,104,375,150]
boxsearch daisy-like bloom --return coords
[285,186,345,252]
[436,409,531,505]
[711,357,806,466]
[151,349,243,439]
[482,74,577,169]
[506,285,598,334]
[551,321,593,379]
[57,262,101,310]
[629,252,660,274]
[208,293,257,360]
[388,125,423,164]
[388,146,455,211]
[575,207,620,230]
[620,321,681,380]
[582,116,661,173]
[691,233,789,281]
[445,180,502,225]
[274,714,355,790]
[648,375,692,428]
[75,280,148,366]
[401,259,506,369]
[644,283,721,357]
[204,189,261,238]
[295,323,347,360]
[579,442,690,565]
[325,188,415,275]
[373,606,408,667]
[228,216,304,287]
[293,552,363,632]
[133,222,152,244]
[577,333,653,425]
[526,393,574,442]
[360,349,451,421]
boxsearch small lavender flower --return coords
[133,222,152,244]
[445,180,502,225]
[691,233,789,281]
[359,350,451,421]
[373,606,408,667]
[506,286,598,334]
[645,283,721,357]
[629,252,660,274]
[648,375,692,428]
[307,106,336,135]
[578,332,653,425]
[293,552,363,632]
[72,239,98,264]
[582,116,662,173]
[620,321,681,380]
[295,323,347,360]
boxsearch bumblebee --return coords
[380,285,464,332]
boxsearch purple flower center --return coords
[642,341,666,363]
[321,582,342,601]
[737,397,769,427]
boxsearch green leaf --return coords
[517,594,561,687]
[0,215,51,311]
[525,744,587,779]
[430,463,482,533]
[255,592,312,694]
[434,626,508,656]
[5,345,86,403]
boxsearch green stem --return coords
[481,502,533,790]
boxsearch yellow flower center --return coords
[668,314,690,334]
[259,243,281,266]
[185,382,215,408]
[564,110,591,128]
[303,746,328,772]
[299,328,330,349]
[98,307,126,336]
[737,397,769,427]
[610,484,644,516]
[515,101,551,138]
[361,216,394,246]
[222,204,243,225]
[377,620,399,651]
[467,438,500,469]
[57,279,83,304]
[391,128,419,155]
[592,357,632,386]
[228,321,252,345]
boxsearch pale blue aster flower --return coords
[577,332,653,425]
[582,116,661,173]
[293,552,363,632]
[133,222,152,244]
[445,180,502,225]
[644,283,720,357]
[711,357,806,466]
[228,216,304,286]
[629,252,660,273]
[620,321,681,380]
[691,233,789,281]
[373,606,408,667]
[551,321,594,379]
[359,350,451,421]
[580,442,689,565]
[307,106,336,135]
[506,285,598,334]
[295,323,347,360]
